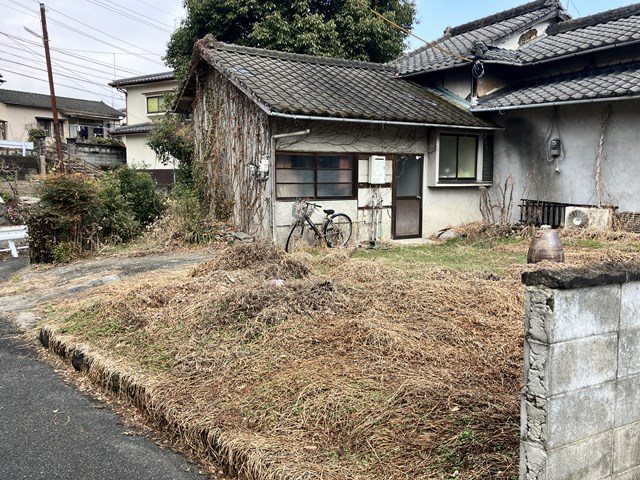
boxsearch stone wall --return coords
[521,266,640,480]
[67,140,126,169]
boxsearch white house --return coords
[0,88,121,142]
[109,71,178,186]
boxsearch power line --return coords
[0,57,116,90]
[0,31,145,76]
[106,0,174,29]
[1,33,120,105]
[43,3,163,56]
[84,0,172,33]
[0,46,118,81]
[0,66,123,103]
[133,0,178,18]
[1,34,123,96]
[0,44,125,79]
[7,0,164,66]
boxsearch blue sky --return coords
[409,0,636,48]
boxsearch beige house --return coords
[109,71,178,186]
[0,88,121,142]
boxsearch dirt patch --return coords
[39,233,640,479]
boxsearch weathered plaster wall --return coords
[491,100,640,215]
[521,269,640,480]
[272,119,486,244]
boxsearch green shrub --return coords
[98,173,140,242]
[111,167,165,225]
[52,241,81,263]
[27,170,161,263]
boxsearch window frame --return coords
[146,95,167,115]
[275,152,357,201]
[437,133,479,183]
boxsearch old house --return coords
[177,0,640,244]
[0,88,121,142]
[176,39,496,244]
[109,71,178,186]
[398,0,640,229]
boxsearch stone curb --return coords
[39,325,306,480]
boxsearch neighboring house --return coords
[109,71,178,186]
[177,0,640,245]
[0,88,122,142]
[398,0,640,228]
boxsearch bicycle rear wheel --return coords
[324,213,352,248]
[285,221,305,253]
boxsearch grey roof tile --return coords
[516,4,640,63]
[0,88,122,118]
[109,71,175,87]
[395,0,567,75]
[110,122,152,135]
[195,41,492,128]
[473,62,640,110]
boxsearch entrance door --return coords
[393,155,423,239]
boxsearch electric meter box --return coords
[369,155,386,185]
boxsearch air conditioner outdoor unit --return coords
[564,207,613,230]
[369,155,386,185]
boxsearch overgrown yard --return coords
[36,228,640,479]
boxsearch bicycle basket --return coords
[292,201,313,220]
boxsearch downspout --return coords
[269,129,311,242]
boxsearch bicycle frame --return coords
[296,210,330,244]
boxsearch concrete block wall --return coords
[521,267,640,480]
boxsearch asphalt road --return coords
[0,257,208,480]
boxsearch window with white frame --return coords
[146,95,166,114]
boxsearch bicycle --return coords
[286,200,353,253]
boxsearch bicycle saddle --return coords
[323,209,335,215]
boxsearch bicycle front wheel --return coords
[285,221,305,253]
[324,213,352,248]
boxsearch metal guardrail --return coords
[0,225,29,258]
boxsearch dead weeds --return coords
[42,229,640,479]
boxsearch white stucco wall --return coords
[122,134,175,170]
[124,81,176,126]
[119,80,178,171]
[491,100,640,216]
[0,103,71,140]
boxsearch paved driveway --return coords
[0,251,222,480]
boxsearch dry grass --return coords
[42,227,640,480]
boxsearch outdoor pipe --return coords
[268,112,500,131]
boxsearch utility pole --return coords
[39,2,65,173]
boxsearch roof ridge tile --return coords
[210,41,394,71]
[547,2,640,35]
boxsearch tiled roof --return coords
[515,3,640,63]
[110,122,152,135]
[394,0,567,75]
[473,62,640,111]
[194,39,493,128]
[109,71,175,88]
[0,88,122,118]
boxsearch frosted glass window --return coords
[438,135,478,181]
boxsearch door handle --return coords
[416,196,422,200]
